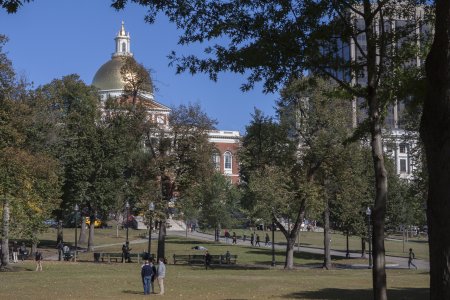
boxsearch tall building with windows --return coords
[344,7,429,179]
[92,22,241,182]
[209,130,241,184]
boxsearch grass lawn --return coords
[2,228,429,299]
[1,262,428,299]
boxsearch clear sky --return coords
[0,0,277,133]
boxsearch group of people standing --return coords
[248,232,271,247]
[10,241,28,263]
[141,257,166,295]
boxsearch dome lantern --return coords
[113,21,132,58]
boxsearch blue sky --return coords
[0,0,277,133]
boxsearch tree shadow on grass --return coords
[122,290,143,295]
[166,239,210,245]
[35,239,57,249]
[282,287,428,300]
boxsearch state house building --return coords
[92,22,240,184]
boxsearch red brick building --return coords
[208,130,241,184]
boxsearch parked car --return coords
[44,219,58,228]
[85,217,102,228]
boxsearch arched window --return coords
[212,150,220,171]
[122,42,126,53]
[224,151,232,174]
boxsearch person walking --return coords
[255,234,261,246]
[408,248,417,269]
[12,241,19,263]
[157,257,166,295]
[141,260,153,295]
[205,250,212,270]
[232,232,237,244]
[224,230,230,244]
[57,241,64,261]
[19,242,27,262]
[265,233,270,246]
[35,251,43,271]
[250,233,254,246]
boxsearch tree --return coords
[37,75,125,251]
[279,77,369,269]
[240,109,304,268]
[111,2,429,297]
[0,0,33,13]
[190,172,239,235]
[0,36,61,266]
[420,0,450,298]
[142,103,216,260]
[120,57,154,107]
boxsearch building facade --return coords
[92,22,240,182]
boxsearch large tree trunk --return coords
[79,221,87,244]
[369,125,388,300]
[31,241,37,255]
[285,236,295,269]
[361,237,366,258]
[364,4,388,298]
[56,220,63,244]
[1,197,10,267]
[87,217,95,252]
[157,220,166,261]
[323,200,331,270]
[420,1,450,298]
[275,209,305,270]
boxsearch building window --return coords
[399,159,407,173]
[122,42,126,52]
[212,151,220,171]
[399,144,407,154]
[224,151,232,174]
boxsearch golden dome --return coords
[92,56,127,91]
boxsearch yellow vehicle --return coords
[85,217,102,228]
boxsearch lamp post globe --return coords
[366,207,372,269]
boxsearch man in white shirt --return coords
[157,257,166,295]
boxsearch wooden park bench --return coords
[173,254,237,265]
[221,254,238,264]
[94,252,147,263]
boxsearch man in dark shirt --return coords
[205,251,212,270]
[408,248,417,269]
[141,260,153,295]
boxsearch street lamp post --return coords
[346,230,350,258]
[271,221,276,267]
[125,201,130,246]
[74,204,79,262]
[147,202,155,258]
[366,207,372,269]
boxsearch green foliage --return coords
[120,56,154,105]
[0,0,33,13]
[188,172,240,229]
[0,38,61,242]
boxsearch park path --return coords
[167,229,429,270]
